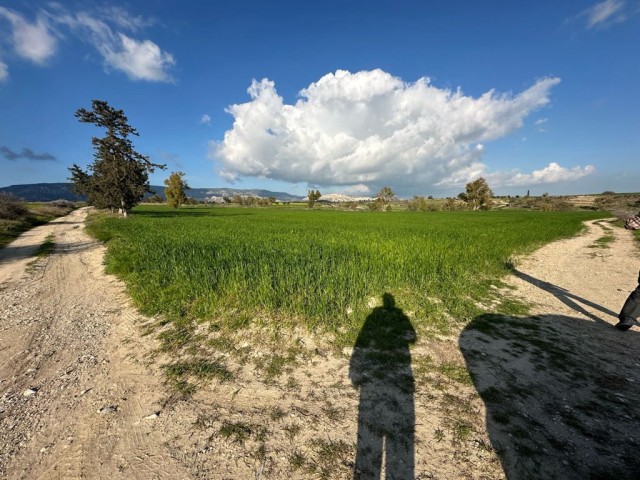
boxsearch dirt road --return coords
[0,209,639,479]
[0,208,190,479]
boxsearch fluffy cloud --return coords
[486,163,595,187]
[0,146,56,161]
[201,114,212,125]
[213,69,590,192]
[0,7,57,64]
[583,0,627,29]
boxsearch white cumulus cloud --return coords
[201,114,211,125]
[212,69,589,192]
[0,7,57,64]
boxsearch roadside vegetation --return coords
[0,193,76,249]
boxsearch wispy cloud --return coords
[101,33,174,82]
[583,0,627,29]
[0,146,56,161]
[212,69,588,192]
[0,61,8,83]
[158,151,183,168]
[0,5,174,83]
[534,118,548,126]
[200,114,211,125]
[55,9,175,82]
[0,7,57,65]
[97,5,155,32]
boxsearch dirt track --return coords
[0,208,639,479]
[0,208,190,479]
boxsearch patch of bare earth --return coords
[2,211,638,479]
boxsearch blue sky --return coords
[0,0,638,197]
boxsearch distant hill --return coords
[0,183,85,202]
[0,183,305,202]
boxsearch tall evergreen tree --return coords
[69,100,165,216]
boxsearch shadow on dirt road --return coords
[460,310,640,479]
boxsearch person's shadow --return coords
[460,310,640,479]
[349,293,416,479]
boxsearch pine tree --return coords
[69,100,165,216]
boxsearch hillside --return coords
[0,183,305,202]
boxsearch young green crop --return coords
[87,206,607,342]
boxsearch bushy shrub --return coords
[0,193,28,220]
[48,199,76,208]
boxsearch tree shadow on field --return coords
[460,310,640,480]
[349,293,416,479]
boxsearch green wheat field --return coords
[87,206,607,344]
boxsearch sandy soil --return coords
[1,209,639,479]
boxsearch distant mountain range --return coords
[0,183,306,202]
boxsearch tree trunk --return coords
[120,198,128,217]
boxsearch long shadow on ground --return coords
[460,311,640,479]
[349,293,416,479]
[510,269,618,320]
